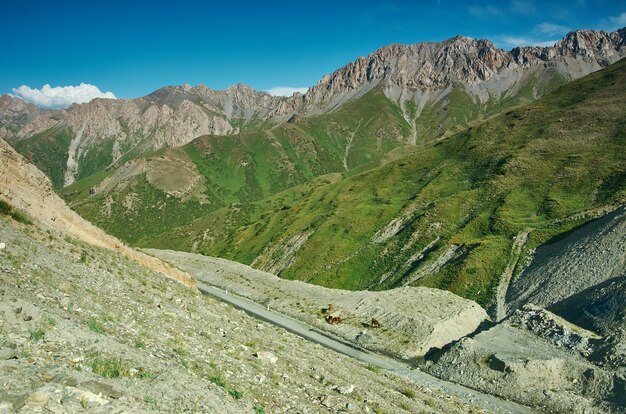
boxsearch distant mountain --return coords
[1,29,624,189]
[281,28,626,125]
[0,84,289,187]
[148,56,626,308]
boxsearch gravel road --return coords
[196,281,535,413]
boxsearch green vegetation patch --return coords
[13,124,73,188]
[154,58,626,306]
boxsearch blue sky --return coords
[2,0,625,104]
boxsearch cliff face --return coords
[2,28,625,187]
[287,28,626,114]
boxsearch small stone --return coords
[80,380,123,399]
[337,384,354,395]
[319,394,335,408]
[254,351,277,364]
[23,315,32,321]
[14,307,22,314]
[25,391,49,408]
[0,347,16,360]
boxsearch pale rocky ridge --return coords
[0,138,196,288]
[1,29,625,187]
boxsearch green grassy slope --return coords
[61,71,571,246]
[59,90,414,244]
[13,124,73,188]
[153,58,626,307]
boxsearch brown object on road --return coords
[325,315,342,324]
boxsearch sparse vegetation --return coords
[400,387,416,399]
[79,398,89,409]
[87,317,105,334]
[0,199,11,215]
[89,355,128,378]
[208,373,227,388]
[0,199,33,224]
[10,210,33,225]
[228,388,244,400]
[29,328,45,341]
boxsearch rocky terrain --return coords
[147,250,488,360]
[426,321,624,413]
[0,137,493,413]
[287,29,626,116]
[0,138,195,288]
[506,206,626,330]
[0,217,492,413]
[425,205,626,413]
[148,206,626,414]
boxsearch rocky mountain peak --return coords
[555,29,625,60]
[292,28,626,115]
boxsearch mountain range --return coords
[1,28,625,310]
[2,26,626,413]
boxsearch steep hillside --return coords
[507,206,625,334]
[152,57,626,307]
[0,138,196,288]
[0,201,487,414]
[0,133,497,413]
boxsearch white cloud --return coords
[11,83,117,109]
[494,36,558,49]
[609,12,626,28]
[264,86,309,97]
[535,22,570,36]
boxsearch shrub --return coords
[228,389,244,400]
[0,200,11,215]
[10,210,32,225]
[208,374,227,388]
[88,317,105,334]
[89,356,129,378]
[29,328,45,341]
[400,387,416,399]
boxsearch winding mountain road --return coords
[196,281,534,414]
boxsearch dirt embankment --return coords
[148,249,489,360]
[506,206,626,332]
[0,138,196,289]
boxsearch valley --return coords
[1,24,625,414]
